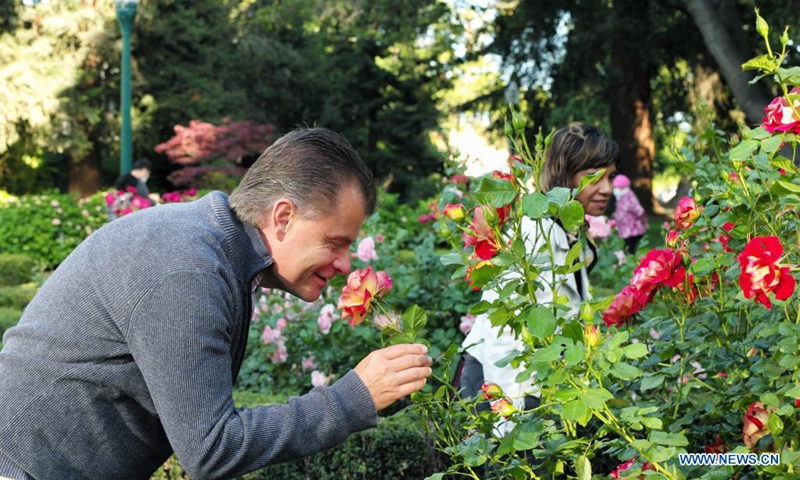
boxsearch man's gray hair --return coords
[229,127,377,226]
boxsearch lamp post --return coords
[116,0,139,175]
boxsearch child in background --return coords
[612,174,647,254]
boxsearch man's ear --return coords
[270,198,296,240]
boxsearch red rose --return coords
[630,248,685,295]
[738,236,796,309]
[674,196,700,230]
[743,401,775,449]
[603,285,649,328]
[665,229,680,248]
[719,222,735,253]
[463,206,505,260]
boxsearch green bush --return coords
[0,307,22,337]
[0,254,37,287]
[250,413,445,480]
[151,398,445,480]
[0,284,37,310]
[0,191,108,269]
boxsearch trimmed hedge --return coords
[0,254,37,287]
[0,284,37,310]
[152,394,447,480]
[251,413,447,479]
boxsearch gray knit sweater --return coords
[0,192,377,479]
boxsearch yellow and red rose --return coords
[743,401,776,449]
[338,266,393,326]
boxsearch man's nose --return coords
[333,252,351,275]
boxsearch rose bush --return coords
[411,15,800,478]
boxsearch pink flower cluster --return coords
[356,236,378,262]
[585,214,614,239]
[161,188,198,204]
[105,188,151,217]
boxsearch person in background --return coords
[114,157,157,206]
[459,123,619,428]
[0,128,432,480]
[612,173,647,254]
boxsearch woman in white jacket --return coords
[460,123,620,419]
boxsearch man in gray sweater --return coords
[0,128,432,479]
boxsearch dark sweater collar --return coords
[207,191,273,285]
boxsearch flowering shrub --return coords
[104,188,152,217]
[411,16,800,478]
[0,191,108,268]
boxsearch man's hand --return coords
[354,343,432,411]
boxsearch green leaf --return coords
[783,384,800,399]
[728,139,759,162]
[647,446,677,463]
[761,135,783,154]
[771,180,800,196]
[439,252,464,266]
[649,431,688,446]
[402,305,427,334]
[641,416,663,429]
[513,420,544,450]
[534,343,565,363]
[608,330,629,349]
[575,455,591,480]
[526,306,557,340]
[769,413,784,436]
[577,169,605,192]
[691,258,715,277]
[611,362,642,380]
[581,388,613,409]
[742,54,778,72]
[565,241,583,267]
[475,177,517,208]
[761,392,780,407]
[559,200,585,232]
[564,342,584,366]
[562,399,588,421]
[623,343,649,359]
[521,192,548,219]
[546,187,570,207]
[640,374,665,391]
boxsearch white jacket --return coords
[462,217,591,410]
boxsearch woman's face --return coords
[571,164,616,216]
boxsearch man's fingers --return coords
[393,366,432,385]
[391,354,432,372]
[381,343,428,360]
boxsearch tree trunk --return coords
[681,0,773,125]
[67,153,102,197]
[609,0,656,214]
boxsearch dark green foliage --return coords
[0,253,37,287]
[0,285,37,311]
[0,308,22,337]
[250,413,446,480]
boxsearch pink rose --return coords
[270,340,288,363]
[674,196,700,230]
[373,312,402,331]
[603,285,649,328]
[459,313,476,334]
[261,325,281,345]
[311,370,330,388]
[356,236,378,262]
[301,356,317,371]
[317,304,335,334]
[585,215,613,239]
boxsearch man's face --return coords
[572,164,616,217]
[262,184,366,302]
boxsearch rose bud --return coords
[490,398,516,418]
[481,382,503,400]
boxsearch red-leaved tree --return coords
[155,117,276,188]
